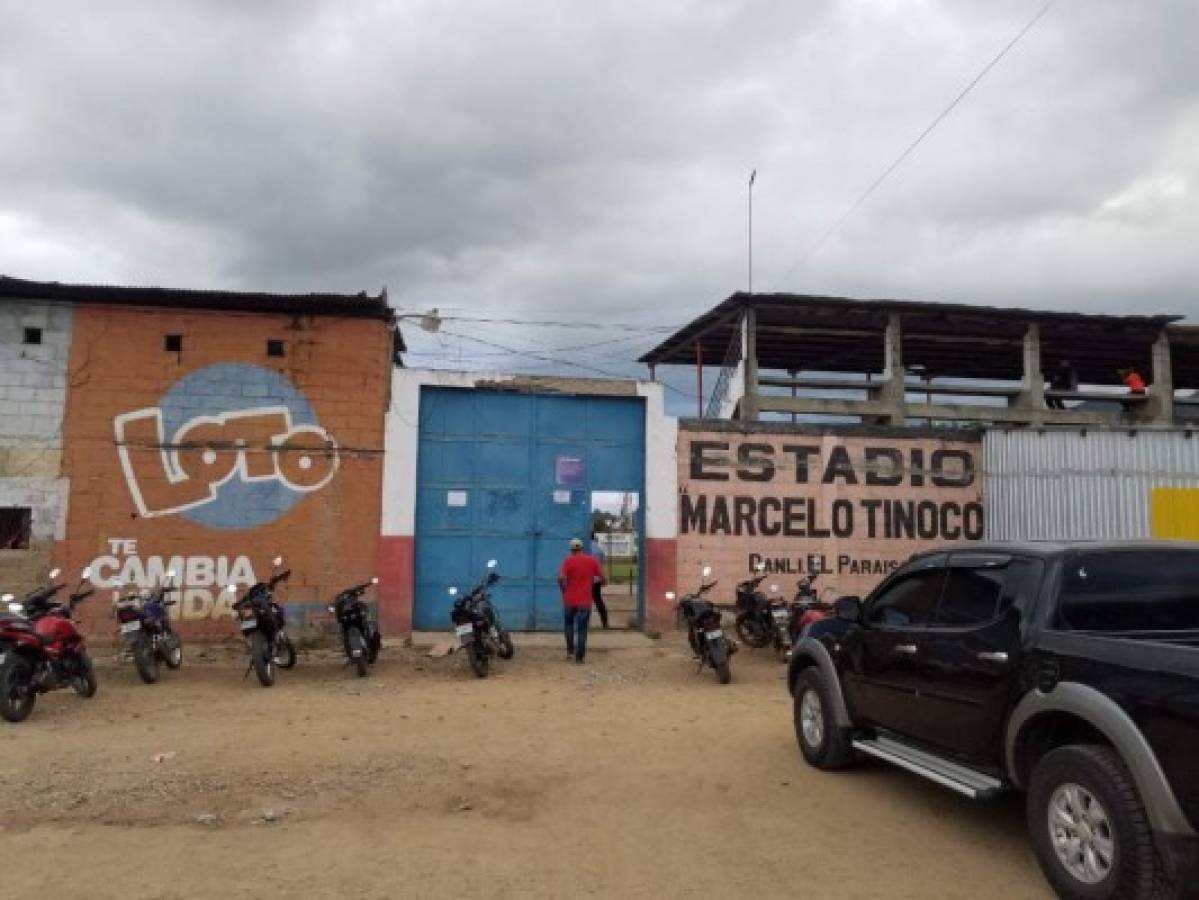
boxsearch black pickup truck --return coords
[788,541,1199,900]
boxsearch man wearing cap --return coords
[558,537,604,664]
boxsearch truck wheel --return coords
[1027,744,1173,900]
[794,668,854,770]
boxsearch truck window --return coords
[867,570,946,628]
[934,558,1043,627]
[1058,550,1199,632]
[934,568,1003,626]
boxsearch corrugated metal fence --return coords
[984,430,1199,540]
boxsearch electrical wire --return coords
[395,311,682,333]
[773,0,1057,286]
[435,328,698,398]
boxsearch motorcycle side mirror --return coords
[2,593,14,603]
[371,576,379,585]
[81,566,92,580]
[272,556,284,568]
[327,605,336,613]
[701,565,712,578]
[448,587,458,597]
[754,562,766,573]
[487,559,497,569]
[166,569,178,579]
[833,596,863,623]
[223,584,238,594]
[664,591,676,602]
[6,601,21,614]
[48,567,61,580]
[770,584,779,593]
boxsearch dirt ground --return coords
[0,636,1051,900]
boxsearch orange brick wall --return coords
[676,427,984,602]
[55,305,391,640]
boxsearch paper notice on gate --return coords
[447,490,468,507]
[553,490,571,504]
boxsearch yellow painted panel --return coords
[1151,487,1199,540]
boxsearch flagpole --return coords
[748,168,756,294]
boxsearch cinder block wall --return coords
[0,301,72,594]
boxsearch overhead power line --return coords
[396,311,683,333]
[773,0,1057,286]
[436,328,698,399]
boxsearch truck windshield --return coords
[1058,549,1199,632]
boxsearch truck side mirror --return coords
[834,596,863,623]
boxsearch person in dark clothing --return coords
[1046,360,1078,410]
[590,532,610,629]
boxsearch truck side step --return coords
[852,735,1005,800]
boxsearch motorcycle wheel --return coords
[161,633,183,670]
[251,631,276,687]
[274,634,297,669]
[367,630,381,664]
[467,641,490,678]
[715,657,732,685]
[496,630,515,660]
[0,655,36,723]
[686,627,701,656]
[348,627,368,678]
[133,636,160,684]
[734,615,770,649]
[73,652,98,698]
[774,634,791,662]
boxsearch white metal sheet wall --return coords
[984,430,1199,540]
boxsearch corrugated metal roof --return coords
[0,275,394,320]
[984,430,1199,541]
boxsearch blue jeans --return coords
[564,606,591,661]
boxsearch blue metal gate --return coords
[413,387,646,631]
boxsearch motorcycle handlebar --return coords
[270,570,292,588]
[71,588,95,603]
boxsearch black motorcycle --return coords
[227,556,297,687]
[115,570,183,684]
[328,577,382,678]
[449,559,514,678]
[733,564,772,649]
[668,565,736,684]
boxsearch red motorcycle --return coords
[0,567,97,722]
[787,573,837,645]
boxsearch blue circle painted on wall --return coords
[153,363,335,530]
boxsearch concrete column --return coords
[1012,324,1046,425]
[1147,330,1174,425]
[879,314,906,425]
[741,305,759,422]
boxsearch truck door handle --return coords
[977,651,1009,663]
[893,644,918,655]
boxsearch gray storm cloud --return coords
[0,0,1196,395]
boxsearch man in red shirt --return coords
[559,537,604,664]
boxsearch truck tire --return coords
[1027,744,1175,900]
[794,667,854,770]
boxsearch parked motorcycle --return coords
[115,570,183,684]
[226,556,297,687]
[328,577,382,677]
[789,573,835,644]
[764,582,794,661]
[733,562,772,649]
[449,559,514,678]
[0,567,97,722]
[667,565,736,684]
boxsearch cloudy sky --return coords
[1,1,1196,408]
